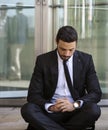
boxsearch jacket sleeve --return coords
[79,55,102,103]
[27,56,49,109]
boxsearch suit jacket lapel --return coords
[73,51,82,90]
[50,50,58,91]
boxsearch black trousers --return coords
[21,102,101,130]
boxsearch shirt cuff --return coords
[45,103,54,113]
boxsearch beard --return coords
[60,55,71,60]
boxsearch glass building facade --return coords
[0,0,108,105]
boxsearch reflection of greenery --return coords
[99,82,108,99]
[21,38,35,80]
[100,83,106,89]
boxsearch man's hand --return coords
[48,104,61,112]
[48,98,75,112]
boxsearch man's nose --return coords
[64,51,70,56]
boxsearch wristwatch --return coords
[73,101,80,109]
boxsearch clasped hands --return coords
[48,98,75,112]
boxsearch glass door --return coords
[0,0,35,102]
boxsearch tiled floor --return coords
[0,107,108,130]
[0,107,28,130]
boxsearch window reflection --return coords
[0,5,8,80]
[0,1,35,99]
[0,2,35,82]
[8,2,28,80]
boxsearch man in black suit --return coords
[21,26,102,130]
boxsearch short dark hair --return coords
[56,25,78,43]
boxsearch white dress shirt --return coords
[45,52,74,112]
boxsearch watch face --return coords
[74,102,80,108]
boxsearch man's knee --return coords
[83,103,101,121]
[21,103,40,122]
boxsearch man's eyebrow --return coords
[59,47,74,50]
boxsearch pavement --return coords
[0,107,27,130]
[0,107,108,130]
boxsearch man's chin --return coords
[61,57,70,60]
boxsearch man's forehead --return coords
[58,40,76,49]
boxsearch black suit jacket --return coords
[27,50,102,109]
